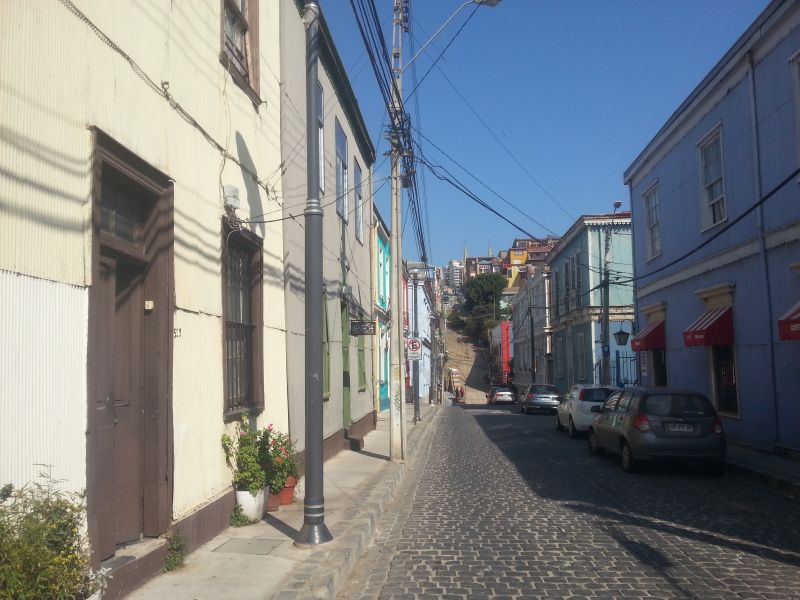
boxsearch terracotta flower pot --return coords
[278,476,297,505]
[265,488,281,512]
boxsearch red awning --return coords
[631,320,665,351]
[778,300,800,341]
[683,306,733,347]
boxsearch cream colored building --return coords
[0,0,287,594]
[279,0,377,457]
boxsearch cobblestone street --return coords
[338,405,800,600]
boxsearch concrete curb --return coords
[271,406,443,600]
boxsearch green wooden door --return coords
[341,303,351,427]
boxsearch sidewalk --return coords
[727,443,800,494]
[127,403,442,600]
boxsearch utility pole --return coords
[529,289,536,384]
[412,272,420,422]
[389,0,407,461]
[601,202,621,386]
[297,0,332,547]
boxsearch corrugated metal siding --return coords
[0,3,92,286]
[0,270,87,492]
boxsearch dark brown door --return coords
[93,254,146,557]
[112,259,145,545]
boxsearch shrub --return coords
[221,415,267,496]
[163,531,185,572]
[0,473,103,600]
[229,504,252,527]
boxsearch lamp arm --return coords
[403,0,475,73]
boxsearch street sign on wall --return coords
[407,337,422,360]
[350,320,377,336]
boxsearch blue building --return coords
[549,214,635,393]
[624,0,800,452]
[374,207,391,412]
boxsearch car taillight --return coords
[579,389,585,401]
[527,393,533,400]
[633,414,652,433]
[712,417,723,435]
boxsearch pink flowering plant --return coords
[258,425,298,493]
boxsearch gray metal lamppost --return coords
[297,0,332,547]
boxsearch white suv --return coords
[556,384,620,438]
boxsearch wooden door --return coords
[341,303,351,428]
[112,260,145,545]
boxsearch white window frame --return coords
[335,119,348,221]
[354,160,363,242]
[643,181,662,260]
[317,82,325,194]
[697,124,726,231]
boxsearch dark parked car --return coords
[588,388,726,473]
[519,384,561,414]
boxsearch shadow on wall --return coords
[235,132,265,239]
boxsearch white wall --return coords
[1,1,286,518]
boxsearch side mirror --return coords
[590,405,602,413]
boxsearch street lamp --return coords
[403,0,503,73]
[601,200,623,385]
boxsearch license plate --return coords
[668,423,695,433]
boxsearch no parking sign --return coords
[407,337,422,360]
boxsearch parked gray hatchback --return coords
[588,388,726,473]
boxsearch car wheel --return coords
[588,430,603,455]
[568,417,578,439]
[621,441,639,473]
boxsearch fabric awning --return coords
[631,320,665,351]
[683,306,733,347]
[778,300,800,341]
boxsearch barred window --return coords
[223,230,263,415]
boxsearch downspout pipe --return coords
[747,50,780,447]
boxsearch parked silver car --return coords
[588,388,726,473]
[487,387,515,404]
[519,384,561,414]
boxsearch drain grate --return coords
[212,538,281,555]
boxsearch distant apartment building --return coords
[445,259,464,290]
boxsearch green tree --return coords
[464,273,507,311]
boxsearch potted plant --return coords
[261,426,298,505]
[221,415,267,521]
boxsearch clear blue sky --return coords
[323,0,770,266]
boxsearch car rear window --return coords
[581,388,615,402]
[643,394,714,418]
[530,385,558,394]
